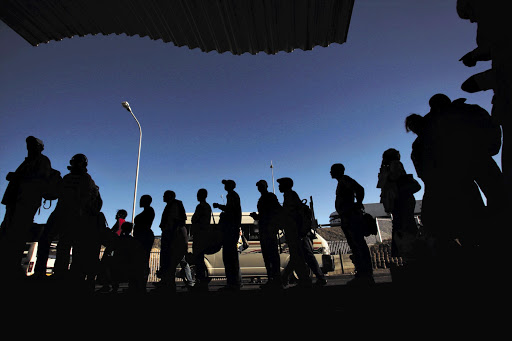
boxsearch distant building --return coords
[327,200,422,244]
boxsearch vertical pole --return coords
[122,102,141,226]
[270,160,275,194]
[375,216,383,243]
[131,113,142,225]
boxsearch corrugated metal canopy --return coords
[0,0,354,55]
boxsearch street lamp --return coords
[122,101,142,226]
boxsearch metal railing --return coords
[327,241,351,255]
[101,242,353,283]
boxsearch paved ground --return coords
[2,268,498,335]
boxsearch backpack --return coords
[300,199,314,237]
[362,211,378,237]
[42,168,62,201]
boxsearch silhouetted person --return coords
[250,180,282,289]
[405,114,427,180]
[156,190,187,292]
[330,164,374,286]
[0,136,53,279]
[33,209,60,278]
[276,177,311,288]
[133,194,155,288]
[191,188,212,290]
[213,179,242,291]
[449,98,506,236]
[111,209,127,237]
[52,154,103,291]
[97,209,127,291]
[109,222,147,294]
[457,0,512,207]
[281,231,327,287]
[377,148,421,282]
[415,94,501,280]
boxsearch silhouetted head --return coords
[256,180,268,193]
[382,148,400,164]
[429,94,451,111]
[163,190,176,203]
[197,188,208,201]
[222,179,236,191]
[116,209,128,220]
[121,222,133,235]
[26,136,44,154]
[68,153,88,173]
[405,114,424,135]
[139,194,152,208]
[456,0,477,22]
[330,163,345,179]
[277,177,293,192]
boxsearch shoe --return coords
[191,282,209,292]
[315,278,327,286]
[218,285,241,292]
[346,275,375,287]
[96,285,112,293]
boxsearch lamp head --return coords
[122,101,131,112]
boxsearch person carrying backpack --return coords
[0,136,54,280]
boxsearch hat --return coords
[26,136,44,149]
[222,179,236,188]
[256,180,268,187]
[276,177,293,188]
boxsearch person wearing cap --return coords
[330,164,374,286]
[250,180,283,289]
[0,136,53,279]
[155,190,187,292]
[213,179,242,291]
[276,177,311,287]
[51,153,103,289]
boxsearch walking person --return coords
[250,180,283,289]
[191,188,213,290]
[276,177,311,288]
[111,210,128,237]
[110,222,147,294]
[97,209,127,292]
[409,94,491,282]
[330,164,374,286]
[133,194,155,290]
[155,190,187,292]
[457,0,512,208]
[213,179,242,291]
[52,154,103,291]
[0,136,54,280]
[377,148,421,282]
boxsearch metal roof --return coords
[0,0,354,55]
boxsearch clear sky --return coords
[0,0,497,233]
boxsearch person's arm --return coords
[352,179,365,206]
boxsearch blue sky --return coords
[0,1,497,232]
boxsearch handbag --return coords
[397,174,421,194]
[362,210,378,237]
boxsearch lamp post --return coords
[122,101,141,225]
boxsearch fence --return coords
[101,240,393,283]
[327,241,351,255]
[327,240,404,270]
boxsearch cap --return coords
[26,136,44,148]
[276,177,293,188]
[222,179,236,188]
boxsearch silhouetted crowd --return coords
[0,0,510,294]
